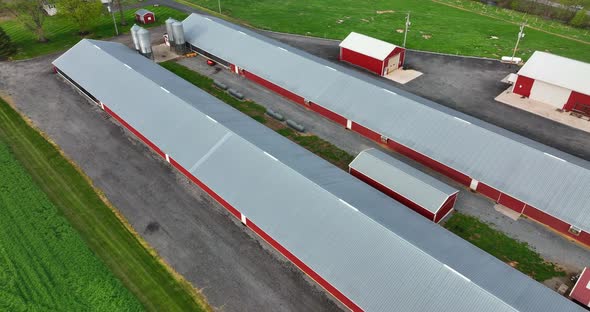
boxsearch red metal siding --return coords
[350,167,436,222]
[309,102,348,127]
[498,193,526,213]
[570,268,590,306]
[382,47,405,73]
[385,138,472,186]
[340,47,384,75]
[476,182,502,202]
[434,193,457,223]
[513,75,535,97]
[241,70,305,105]
[564,90,590,113]
[103,105,165,158]
[350,121,382,142]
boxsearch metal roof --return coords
[182,13,590,234]
[339,32,398,60]
[135,9,152,16]
[52,39,582,312]
[518,51,590,95]
[350,148,458,214]
[570,267,590,307]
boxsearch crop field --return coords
[185,0,590,62]
[0,142,142,311]
[0,98,209,311]
[1,5,188,60]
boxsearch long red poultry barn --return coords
[349,148,458,223]
[182,13,590,246]
[53,39,581,312]
[570,267,590,308]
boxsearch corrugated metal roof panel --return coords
[350,148,457,213]
[52,39,582,312]
[339,32,398,60]
[517,51,590,95]
[182,13,590,233]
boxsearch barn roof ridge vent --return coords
[325,65,337,71]
[383,89,397,95]
[338,198,359,212]
[263,151,278,161]
[205,115,218,123]
[444,264,471,283]
[453,116,471,124]
[160,86,170,94]
[238,30,247,35]
[277,47,288,52]
[93,44,102,50]
[543,152,566,162]
[123,64,132,70]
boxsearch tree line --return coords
[482,0,590,27]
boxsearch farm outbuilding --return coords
[349,149,458,223]
[513,51,590,115]
[135,9,155,24]
[339,32,405,76]
[570,267,590,308]
[53,39,581,312]
[182,13,590,247]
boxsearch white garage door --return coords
[530,80,571,109]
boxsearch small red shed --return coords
[339,32,405,76]
[349,148,458,223]
[570,267,590,308]
[135,9,155,25]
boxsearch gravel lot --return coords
[0,55,341,312]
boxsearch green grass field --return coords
[0,97,209,311]
[1,5,188,60]
[0,141,142,311]
[185,0,590,62]
[444,213,565,281]
[160,60,354,169]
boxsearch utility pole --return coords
[218,0,222,14]
[511,22,526,61]
[105,0,119,35]
[403,12,411,48]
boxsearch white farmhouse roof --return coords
[518,51,590,95]
[339,32,398,61]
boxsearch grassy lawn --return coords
[444,212,565,281]
[0,141,142,311]
[185,0,590,62]
[0,97,209,311]
[160,60,354,170]
[1,5,188,60]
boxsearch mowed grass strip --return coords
[444,212,565,281]
[0,141,142,311]
[0,97,209,311]
[160,60,354,169]
[1,5,188,60]
[186,0,590,62]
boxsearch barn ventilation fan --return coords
[568,225,581,236]
[380,135,389,143]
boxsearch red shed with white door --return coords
[513,51,590,115]
[339,32,405,76]
[135,9,155,25]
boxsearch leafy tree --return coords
[0,26,17,59]
[569,9,589,27]
[57,0,103,35]
[0,0,48,42]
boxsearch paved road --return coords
[0,56,341,312]
[177,56,590,275]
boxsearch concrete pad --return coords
[494,204,521,221]
[152,43,179,63]
[495,88,590,134]
[384,69,423,84]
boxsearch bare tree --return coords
[0,0,48,42]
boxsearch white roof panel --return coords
[518,51,590,95]
[339,32,398,60]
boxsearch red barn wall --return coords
[434,193,457,223]
[564,91,590,112]
[340,48,383,76]
[513,75,535,97]
[350,167,436,221]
